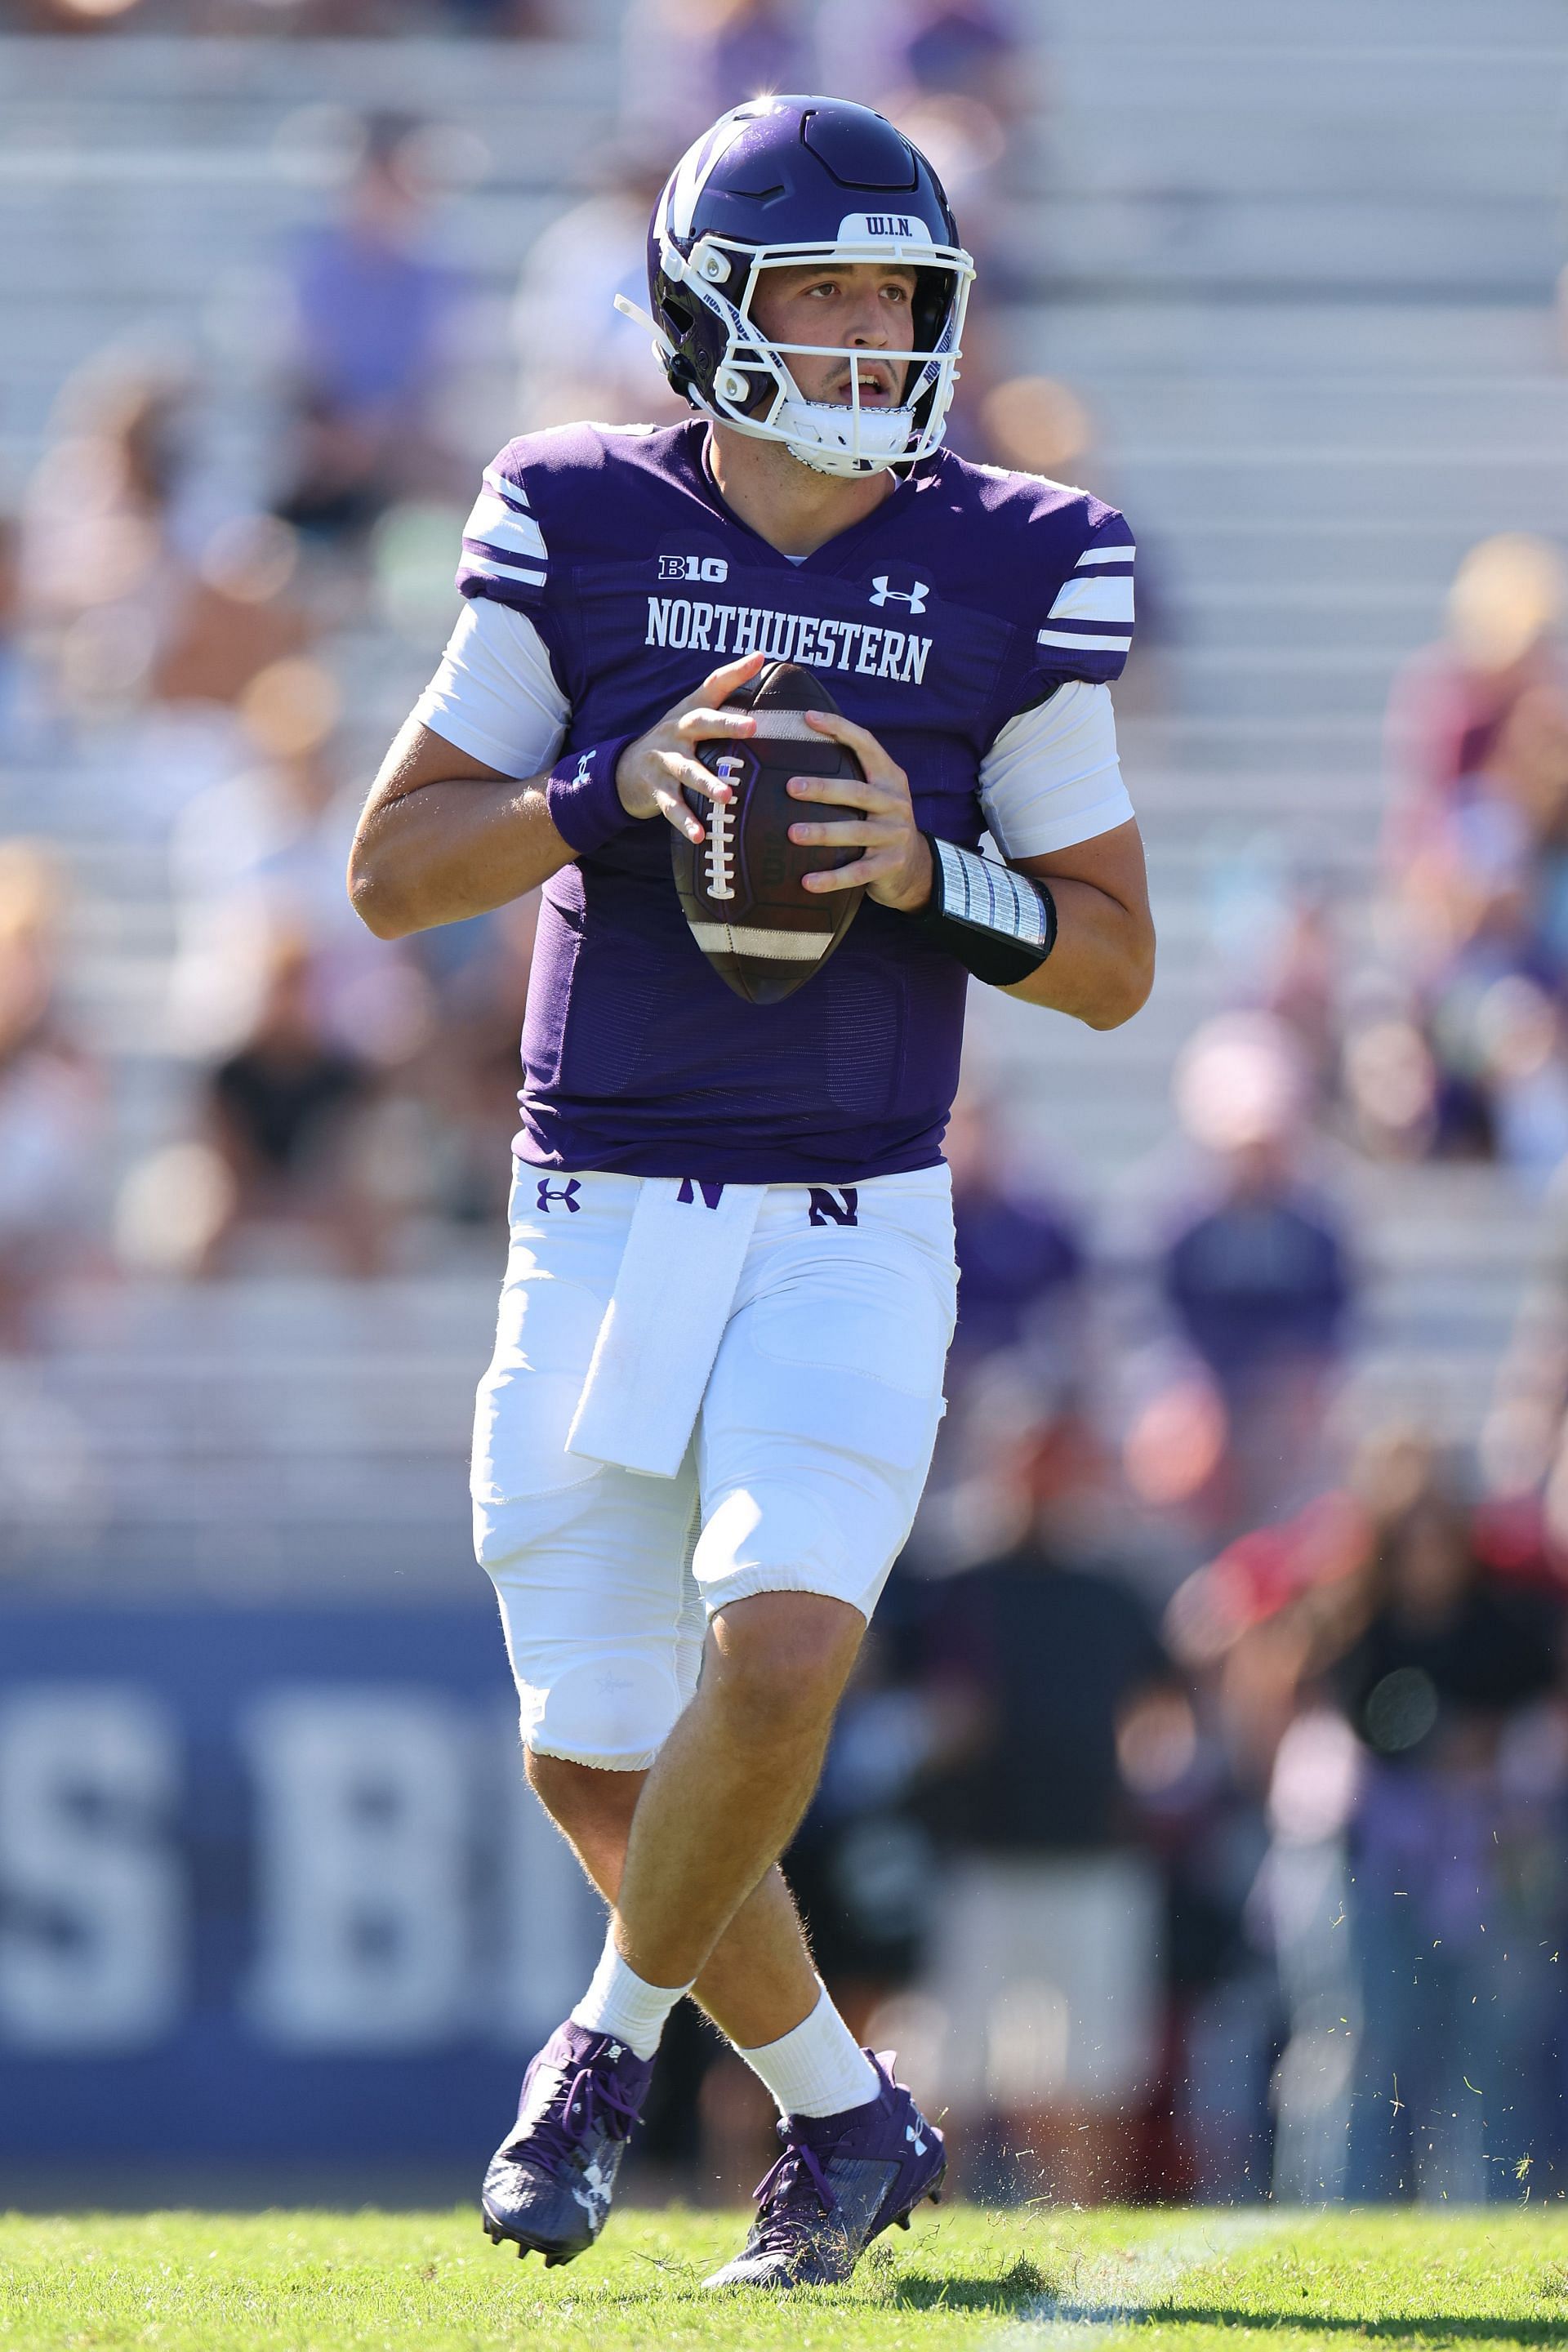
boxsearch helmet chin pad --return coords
[776,396,922,478]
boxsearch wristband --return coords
[544,736,640,857]
[906,834,1057,986]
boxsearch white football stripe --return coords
[1036,627,1134,653]
[481,466,532,512]
[465,490,548,564]
[1075,541,1135,567]
[690,923,829,960]
[1047,573,1135,625]
[461,549,548,588]
[747,711,821,741]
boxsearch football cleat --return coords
[480,2020,653,2266]
[703,2050,945,2291]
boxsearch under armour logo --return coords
[678,1177,726,1209]
[572,751,594,784]
[906,2123,926,2155]
[807,1186,858,1227]
[870,576,928,614]
[572,2156,612,2221]
[537,1178,581,1214]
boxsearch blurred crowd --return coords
[2,0,1568,2212]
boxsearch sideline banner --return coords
[0,1606,600,2159]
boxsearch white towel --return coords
[566,1177,764,1479]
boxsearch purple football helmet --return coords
[619,96,974,480]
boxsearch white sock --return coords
[570,1929,693,2061]
[736,1981,880,2118]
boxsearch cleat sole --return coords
[480,2201,589,2270]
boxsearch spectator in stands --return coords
[0,843,103,1344]
[400,895,538,1226]
[817,0,1022,114]
[0,517,60,760]
[200,929,385,1276]
[1162,1013,1356,1534]
[916,1403,1174,2203]
[1263,1444,1566,2202]
[511,154,688,434]
[151,514,310,714]
[166,656,402,1054]
[23,366,194,719]
[274,116,462,541]
[1385,534,1567,880]
[1388,667,1568,1176]
[620,0,814,155]
[945,1086,1085,1387]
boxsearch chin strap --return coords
[613,291,678,365]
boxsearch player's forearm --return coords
[350,777,572,937]
[1001,874,1155,1028]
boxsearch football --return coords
[670,659,866,1004]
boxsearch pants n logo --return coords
[807,1187,858,1227]
[677,1178,726,1209]
[537,1178,581,1214]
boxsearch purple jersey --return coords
[456,419,1134,1183]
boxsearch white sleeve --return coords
[978,680,1135,861]
[410,599,570,780]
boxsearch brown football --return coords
[670,659,866,1005]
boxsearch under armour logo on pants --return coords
[537,1178,581,1214]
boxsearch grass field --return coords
[6,2206,1568,2350]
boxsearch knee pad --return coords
[516,1649,687,1771]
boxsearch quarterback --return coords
[350,96,1152,2289]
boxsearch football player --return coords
[349,96,1152,2288]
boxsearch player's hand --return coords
[786,711,934,913]
[615,651,766,844]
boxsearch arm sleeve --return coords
[410,599,570,781]
[979,680,1135,859]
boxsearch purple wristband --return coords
[544,736,639,857]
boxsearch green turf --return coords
[5,2204,1568,2350]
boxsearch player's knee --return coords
[707,1591,863,1737]
[527,1749,644,1871]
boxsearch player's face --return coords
[748,262,920,410]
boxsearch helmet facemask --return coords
[641,228,973,479]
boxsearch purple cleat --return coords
[481,2019,653,2266]
[703,2051,946,2291]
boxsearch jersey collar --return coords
[679,420,942,574]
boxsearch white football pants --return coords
[472,1163,956,1769]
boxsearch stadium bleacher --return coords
[0,2,1563,1584]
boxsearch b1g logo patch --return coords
[658,555,728,583]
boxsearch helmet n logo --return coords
[870,577,929,614]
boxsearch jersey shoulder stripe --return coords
[1036,515,1136,668]
[458,464,549,607]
